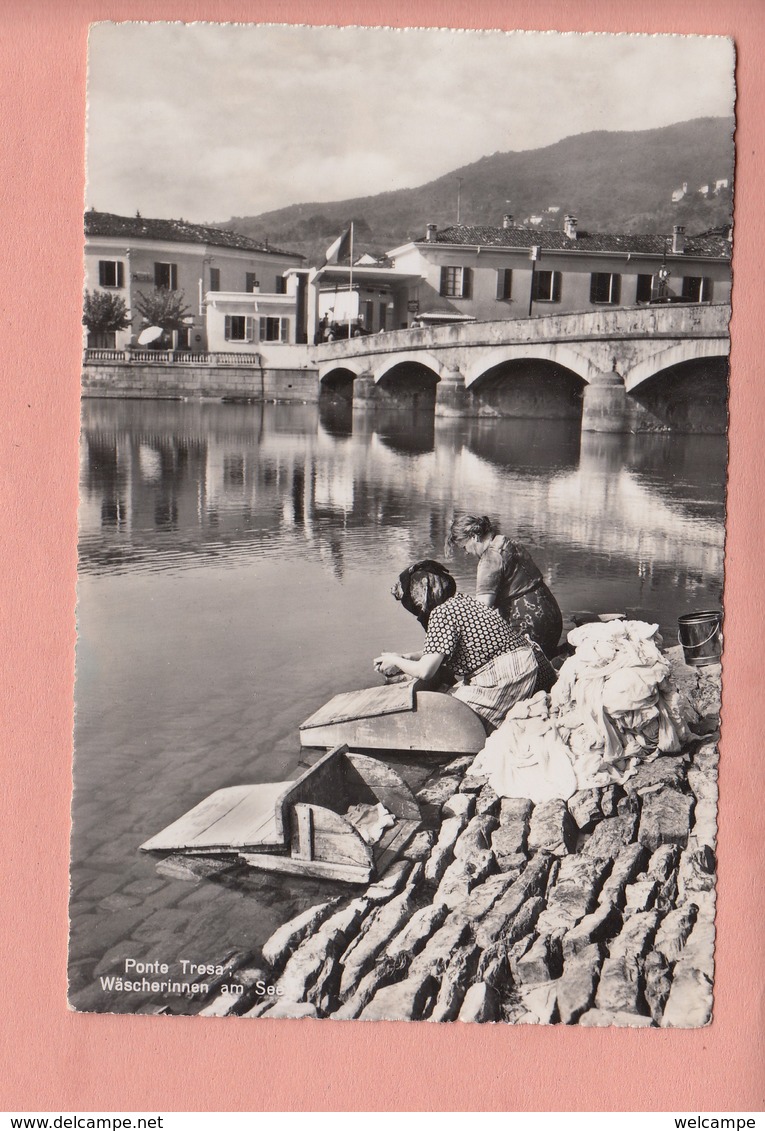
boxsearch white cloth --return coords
[471,691,578,802]
[470,621,694,800]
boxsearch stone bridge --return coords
[313,304,730,434]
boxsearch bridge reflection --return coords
[79,400,724,619]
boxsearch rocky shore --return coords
[193,648,721,1026]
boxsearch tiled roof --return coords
[417,225,731,259]
[84,210,302,258]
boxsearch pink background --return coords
[2,0,763,1113]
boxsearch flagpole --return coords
[349,222,354,334]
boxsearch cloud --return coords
[86,25,735,221]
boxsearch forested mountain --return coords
[219,117,734,264]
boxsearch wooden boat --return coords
[140,744,423,884]
[298,679,487,756]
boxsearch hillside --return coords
[219,117,734,265]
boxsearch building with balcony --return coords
[84,210,304,352]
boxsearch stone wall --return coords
[82,362,320,402]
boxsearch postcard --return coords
[69,22,734,1030]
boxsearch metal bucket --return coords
[678,611,723,667]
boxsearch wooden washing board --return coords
[140,745,422,884]
[299,680,487,755]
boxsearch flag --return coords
[325,224,353,265]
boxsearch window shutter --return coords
[461,267,472,299]
[636,274,652,302]
[98,261,106,286]
[259,317,267,340]
[154,263,162,287]
[611,274,621,304]
[439,266,448,297]
[117,262,124,288]
[170,264,178,290]
[589,274,599,303]
[224,315,232,340]
[496,269,512,300]
[245,317,255,342]
[701,277,712,302]
[552,272,561,302]
[281,318,289,341]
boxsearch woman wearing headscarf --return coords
[446,514,562,659]
[375,562,555,730]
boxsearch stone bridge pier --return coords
[316,305,730,435]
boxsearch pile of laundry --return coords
[472,620,695,802]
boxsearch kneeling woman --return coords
[375,563,555,730]
[446,514,563,659]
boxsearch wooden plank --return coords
[140,785,256,851]
[239,852,373,884]
[373,818,420,876]
[300,690,487,754]
[300,683,415,730]
[194,782,288,849]
[140,781,291,852]
[293,804,314,861]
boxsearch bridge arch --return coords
[464,350,588,422]
[373,351,445,384]
[464,343,600,388]
[624,339,730,392]
[628,351,729,434]
[319,359,367,384]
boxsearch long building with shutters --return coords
[384,216,731,327]
[84,210,304,351]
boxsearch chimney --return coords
[672,224,686,254]
[502,214,513,228]
[425,223,438,242]
[563,214,578,240]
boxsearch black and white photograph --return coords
[71,22,734,1026]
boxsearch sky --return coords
[86,23,735,224]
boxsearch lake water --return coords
[70,397,726,1013]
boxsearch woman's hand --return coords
[373,653,402,677]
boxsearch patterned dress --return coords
[475,536,563,659]
[421,594,540,727]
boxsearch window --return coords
[681,276,713,302]
[245,272,259,293]
[209,268,220,292]
[274,275,287,294]
[531,270,561,302]
[154,262,178,290]
[259,317,289,342]
[98,260,124,288]
[439,266,472,298]
[496,269,513,301]
[636,274,654,302]
[590,272,621,304]
[224,315,255,342]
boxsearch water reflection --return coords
[79,399,725,630]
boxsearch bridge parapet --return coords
[312,303,730,369]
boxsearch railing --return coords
[85,349,127,361]
[83,349,263,366]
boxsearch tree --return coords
[133,288,192,331]
[82,289,131,333]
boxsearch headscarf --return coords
[392,559,457,629]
